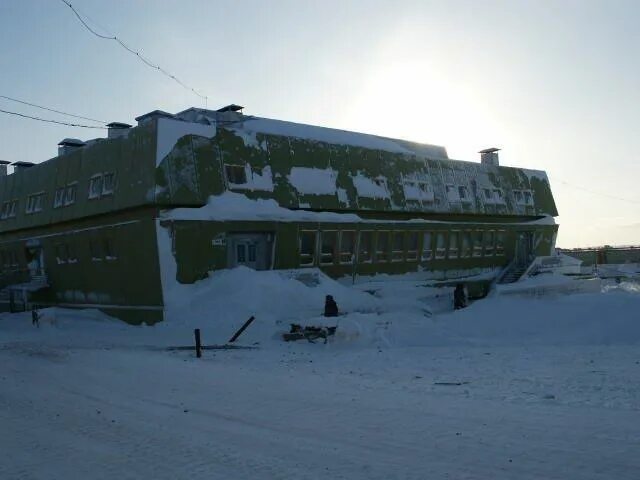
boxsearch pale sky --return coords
[1,0,639,247]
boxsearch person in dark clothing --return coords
[324,295,339,317]
[453,284,467,310]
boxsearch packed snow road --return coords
[1,274,640,479]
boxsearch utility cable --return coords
[59,0,208,104]
[551,176,640,205]
[0,108,106,129]
[0,94,106,124]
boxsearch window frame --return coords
[391,231,404,262]
[224,164,248,186]
[435,231,447,259]
[339,230,357,265]
[406,231,419,261]
[375,230,390,263]
[448,230,460,259]
[64,182,78,206]
[88,174,103,200]
[299,230,317,267]
[421,232,433,261]
[53,188,65,208]
[102,173,116,196]
[496,230,506,256]
[357,230,373,264]
[472,230,484,257]
[319,230,338,265]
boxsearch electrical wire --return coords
[0,108,106,129]
[59,0,208,104]
[0,95,106,124]
[552,176,640,205]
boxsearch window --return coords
[435,232,446,259]
[90,239,103,261]
[358,231,373,263]
[320,231,337,265]
[67,244,78,264]
[248,244,256,263]
[514,190,524,204]
[53,188,65,208]
[483,188,493,201]
[1,202,9,219]
[64,183,77,206]
[493,189,504,203]
[406,232,419,261]
[104,238,117,260]
[485,230,495,256]
[299,230,316,266]
[524,190,533,205]
[496,230,506,255]
[421,232,432,260]
[102,173,115,195]
[391,232,404,262]
[339,231,356,264]
[88,175,103,199]
[458,186,471,202]
[55,244,68,264]
[461,231,472,258]
[25,193,45,214]
[225,164,247,185]
[448,231,459,258]
[8,200,17,218]
[473,231,483,257]
[445,184,459,202]
[236,244,246,263]
[376,231,390,262]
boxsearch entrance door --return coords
[227,233,273,270]
[515,232,533,265]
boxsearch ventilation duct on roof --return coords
[0,160,10,176]
[107,122,132,139]
[134,110,174,126]
[12,161,35,172]
[479,147,500,166]
[58,138,86,156]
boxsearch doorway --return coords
[227,233,274,270]
[515,231,533,266]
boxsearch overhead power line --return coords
[552,176,640,205]
[0,108,106,129]
[59,0,208,105]
[0,94,106,124]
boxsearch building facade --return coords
[0,106,558,323]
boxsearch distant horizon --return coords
[1,0,639,248]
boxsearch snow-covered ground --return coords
[2,270,640,479]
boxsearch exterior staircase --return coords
[498,263,530,284]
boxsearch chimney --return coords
[479,147,500,166]
[0,160,10,176]
[12,161,35,172]
[58,138,86,156]
[107,122,132,140]
[134,110,174,126]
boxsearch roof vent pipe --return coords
[107,122,132,140]
[58,138,86,156]
[479,147,500,166]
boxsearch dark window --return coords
[407,232,419,261]
[448,231,459,258]
[104,238,116,260]
[392,232,404,262]
[320,231,337,264]
[90,239,103,261]
[225,164,247,185]
[236,244,246,263]
[102,173,115,195]
[89,175,103,199]
[421,232,432,260]
[358,231,373,263]
[299,231,316,266]
[248,244,257,262]
[496,231,506,255]
[461,231,472,258]
[473,231,483,257]
[53,188,65,208]
[484,231,495,256]
[435,232,446,259]
[376,231,389,262]
[64,184,77,205]
[339,231,356,264]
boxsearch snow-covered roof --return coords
[174,108,449,160]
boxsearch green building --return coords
[0,105,558,323]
